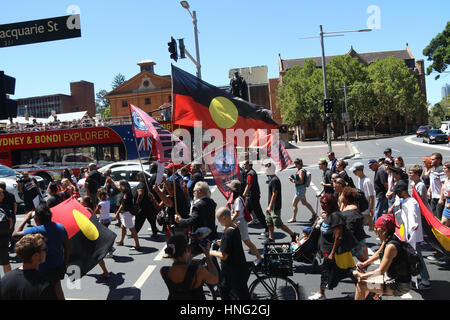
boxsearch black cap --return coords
[392,180,409,193]
[389,166,404,175]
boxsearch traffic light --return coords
[0,71,18,120]
[324,98,334,114]
[168,37,178,62]
[178,38,186,59]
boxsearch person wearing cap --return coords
[353,214,411,300]
[350,162,375,230]
[368,159,389,223]
[383,148,393,162]
[264,162,298,244]
[225,180,262,264]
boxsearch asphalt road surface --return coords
[7,135,450,300]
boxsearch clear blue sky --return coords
[1,0,449,107]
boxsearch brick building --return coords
[17,81,95,119]
[106,60,172,120]
[274,44,428,139]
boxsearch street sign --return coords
[0,15,81,48]
[342,112,350,121]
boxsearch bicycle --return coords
[199,242,300,300]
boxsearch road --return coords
[7,135,450,300]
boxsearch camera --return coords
[189,227,212,256]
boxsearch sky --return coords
[1,0,449,107]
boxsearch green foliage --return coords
[96,73,127,119]
[112,73,126,90]
[423,21,450,79]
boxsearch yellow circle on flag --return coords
[73,209,99,241]
[209,96,238,129]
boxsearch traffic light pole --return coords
[320,25,332,153]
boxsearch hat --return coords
[226,180,242,193]
[368,159,378,165]
[302,226,312,234]
[389,166,404,175]
[349,162,364,172]
[392,180,408,193]
[384,148,392,154]
[375,214,396,230]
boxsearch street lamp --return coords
[180,1,201,79]
[301,26,372,152]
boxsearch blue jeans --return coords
[374,195,389,223]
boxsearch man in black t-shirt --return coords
[46,183,63,209]
[317,159,334,196]
[134,172,159,237]
[17,173,40,214]
[85,163,105,208]
[0,233,57,300]
[210,207,250,300]
[264,162,297,244]
[368,159,389,223]
[0,182,17,251]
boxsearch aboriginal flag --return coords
[412,188,450,257]
[49,198,116,277]
[171,65,279,138]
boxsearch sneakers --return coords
[426,253,445,262]
[416,281,431,290]
[308,292,326,300]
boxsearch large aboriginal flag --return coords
[412,188,450,257]
[171,65,279,138]
[50,198,116,277]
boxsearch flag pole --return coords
[128,105,152,197]
[170,66,179,217]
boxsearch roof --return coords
[280,46,415,72]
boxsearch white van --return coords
[441,121,450,136]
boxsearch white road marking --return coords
[133,265,156,289]
[296,143,346,149]
[154,245,167,261]
[404,135,450,151]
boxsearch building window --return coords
[122,100,128,108]
[145,98,151,105]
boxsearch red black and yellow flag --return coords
[50,198,116,277]
[412,188,450,257]
[171,65,279,137]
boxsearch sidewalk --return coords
[285,140,354,167]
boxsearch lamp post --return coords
[302,26,372,152]
[180,1,201,80]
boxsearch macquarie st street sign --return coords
[0,14,81,48]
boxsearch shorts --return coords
[236,218,249,241]
[385,279,411,296]
[0,236,10,265]
[100,218,111,228]
[443,199,450,219]
[266,210,283,228]
[351,239,366,257]
[121,212,135,229]
[41,263,66,283]
[295,185,306,200]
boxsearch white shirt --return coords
[98,200,111,221]
[394,197,423,248]
[232,197,245,221]
[430,165,445,199]
[359,176,375,215]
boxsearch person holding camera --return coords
[17,173,40,215]
[209,207,251,300]
[160,234,218,300]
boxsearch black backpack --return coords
[356,189,369,212]
[392,238,424,277]
[0,208,10,237]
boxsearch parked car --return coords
[97,160,150,174]
[416,125,431,137]
[77,165,152,196]
[422,129,448,144]
[440,122,450,136]
[0,165,46,214]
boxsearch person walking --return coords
[368,159,389,223]
[350,162,375,230]
[288,158,317,223]
[264,162,298,244]
[428,153,445,219]
[134,172,159,238]
[317,159,334,197]
[225,180,262,264]
[327,152,338,174]
[336,160,356,189]
[0,189,12,276]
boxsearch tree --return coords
[112,73,126,90]
[429,102,446,127]
[423,21,450,80]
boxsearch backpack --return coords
[302,169,312,187]
[356,189,369,212]
[127,187,140,216]
[0,208,10,237]
[227,196,253,223]
[391,238,424,277]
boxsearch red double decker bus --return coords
[0,123,153,183]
